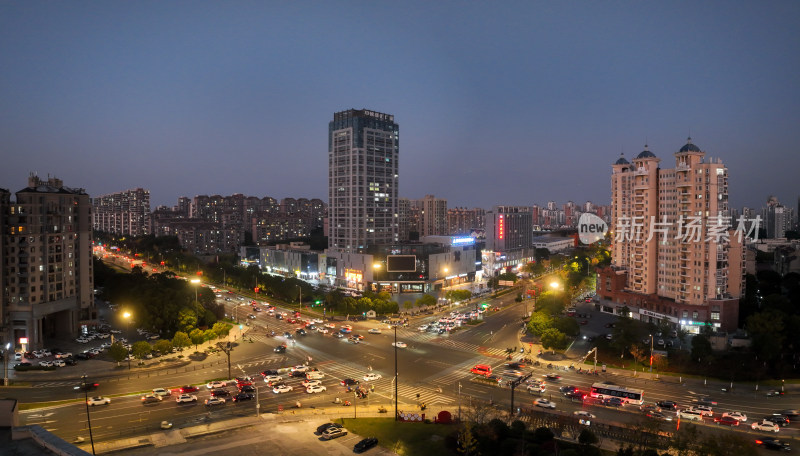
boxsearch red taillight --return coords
[755,440,763,444]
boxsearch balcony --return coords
[634,167,649,176]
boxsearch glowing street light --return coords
[123,312,132,370]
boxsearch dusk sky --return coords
[2,1,798,211]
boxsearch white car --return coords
[324,323,335,329]
[368,328,382,334]
[207,381,227,389]
[317,327,329,334]
[301,379,322,388]
[534,398,556,409]
[291,365,309,373]
[264,375,283,384]
[392,342,407,348]
[418,325,428,331]
[55,352,73,359]
[312,319,323,324]
[152,388,171,397]
[573,411,596,419]
[306,385,327,394]
[39,360,53,367]
[752,420,780,433]
[87,396,111,406]
[176,394,197,403]
[52,359,65,367]
[14,352,22,361]
[204,397,226,406]
[363,373,382,382]
[722,411,747,422]
[688,406,713,417]
[273,385,293,394]
[306,371,324,380]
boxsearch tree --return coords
[177,308,198,333]
[553,316,580,337]
[172,331,190,351]
[578,428,599,446]
[189,328,204,350]
[691,333,712,363]
[540,328,569,351]
[404,300,414,314]
[109,342,128,366]
[202,328,217,343]
[211,322,231,338]
[527,312,554,337]
[747,309,786,360]
[417,294,436,309]
[131,341,152,359]
[154,339,173,355]
[456,423,479,455]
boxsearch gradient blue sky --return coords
[2,1,798,211]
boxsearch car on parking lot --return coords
[52,359,65,367]
[363,373,382,382]
[204,397,226,406]
[755,437,791,451]
[317,422,342,434]
[273,385,293,394]
[87,396,111,406]
[39,360,53,367]
[534,398,556,409]
[321,427,348,440]
[141,394,163,404]
[354,437,379,453]
[306,385,327,394]
[176,394,197,403]
[752,420,781,432]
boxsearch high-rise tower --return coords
[328,109,399,252]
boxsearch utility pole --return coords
[218,342,233,379]
[458,382,462,422]
[78,375,96,455]
[394,325,398,421]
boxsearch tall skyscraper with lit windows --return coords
[328,109,399,252]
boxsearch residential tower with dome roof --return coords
[598,138,745,332]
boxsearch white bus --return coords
[590,382,644,405]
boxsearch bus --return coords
[590,382,644,405]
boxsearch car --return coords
[295,328,307,336]
[176,394,198,403]
[573,411,596,419]
[260,369,279,377]
[306,371,324,380]
[368,328,382,334]
[210,389,230,398]
[302,379,322,388]
[647,411,673,421]
[264,375,283,384]
[543,373,561,380]
[87,396,111,406]
[141,394,163,404]
[52,359,65,367]
[752,420,781,432]
[341,378,360,387]
[392,342,407,348]
[334,332,344,338]
[778,409,799,417]
[290,370,306,378]
[656,400,678,410]
[715,416,740,426]
[306,385,327,394]
[689,405,713,416]
[353,437,379,453]
[505,362,525,370]
[767,390,785,397]
[321,427,348,440]
[143,386,169,397]
[239,384,256,393]
[534,398,556,409]
[64,357,78,366]
[565,391,586,400]
[39,360,53,367]
[233,392,254,402]
[207,380,227,389]
[418,325,428,331]
[363,373,382,382]
[291,365,309,373]
[348,336,361,344]
[180,385,199,393]
[640,404,661,413]
[527,382,546,394]
[722,411,747,422]
[764,415,791,427]
[317,422,343,434]
[755,437,791,451]
[204,397,226,406]
[603,397,624,407]
[696,397,717,406]
[559,386,579,394]
[679,410,703,421]
[273,385,293,394]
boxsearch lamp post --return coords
[458,382,462,422]
[297,285,302,311]
[394,324,398,421]
[3,342,10,386]
[219,268,226,288]
[649,334,654,373]
[191,278,200,304]
[79,374,96,455]
[123,312,132,370]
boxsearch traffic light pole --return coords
[509,373,532,415]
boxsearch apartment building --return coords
[92,188,151,236]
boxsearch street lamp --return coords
[219,268,226,288]
[394,324,398,421]
[649,334,654,373]
[191,278,201,304]
[3,342,10,386]
[78,374,96,455]
[123,312,132,370]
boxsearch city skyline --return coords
[2,2,799,209]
